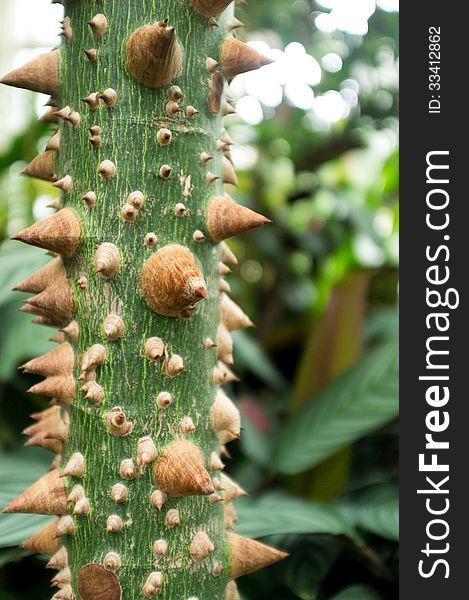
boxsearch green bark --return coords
[61,1,231,597]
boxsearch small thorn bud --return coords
[228,18,245,31]
[159,164,172,179]
[142,571,163,597]
[67,484,85,503]
[89,134,102,149]
[190,531,214,563]
[166,100,181,116]
[164,509,180,527]
[137,436,158,467]
[77,276,88,289]
[89,125,101,136]
[106,515,123,533]
[145,337,165,361]
[62,320,79,341]
[53,175,72,194]
[81,344,107,374]
[98,160,117,179]
[209,492,223,504]
[111,483,129,503]
[62,452,85,478]
[150,490,167,510]
[82,190,97,209]
[144,232,158,248]
[153,539,168,556]
[205,57,219,73]
[65,111,81,127]
[85,49,97,62]
[165,354,184,377]
[73,496,91,516]
[156,391,172,408]
[174,202,187,216]
[210,452,225,471]
[121,203,138,222]
[186,105,199,117]
[105,407,134,436]
[218,261,231,275]
[94,243,120,278]
[103,314,125,340]
[100,88,118,107]
[157,128,172,145]
[120,459,137,480]
[200,151,213,164]
[193,230,205,242]
[54,106,71,120]
[61,17,72,41]
[103,552,121,572]
[204,337,215,350]
[81,93,100,109]
[80,380,105,404]
[206,171,220,184]
[222,100,236,116]
[213,562,222,576]
[179,416,196,434]
[89,14,108,37]
[168,86,183,101]
[127,191,144,209]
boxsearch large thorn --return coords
[27,375,76,405]
[206,196,270,242]
[141,244,207,318]
[220,38,273,80]
[153,439,215,496]
[3,470,68,515]
[14,257,66,294]
[27,281,74,320]
[125,20,182,87]
[229,532,287,579]
[221,294,253,331]
[22,519,59,555]
[20,342,74,377]
[0,50,59,95]
[189,0,233,16]
[211,389,241,440]
[12,208,81,257]
[21,150,57,182]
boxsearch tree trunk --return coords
[2,1,286,598]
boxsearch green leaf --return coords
[232,330,287,390]
[0,245,49,309]
[0,448,53,549]
[234,493,362,544]
[335,480,399,542]
[272,341,398,475]
[330,584,383,600]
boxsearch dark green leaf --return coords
[232,330,288,390]
[234,493,362,544]
[335,480,399,542]
[272,341,398,474]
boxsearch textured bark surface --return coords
[61,2,230,597]
[2,1,286,598]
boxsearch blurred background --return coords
[0,1,399,598]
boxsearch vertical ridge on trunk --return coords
[2,1,285,598]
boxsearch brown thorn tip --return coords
[12,208,81,257]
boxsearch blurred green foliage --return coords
[0,2,398,598]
